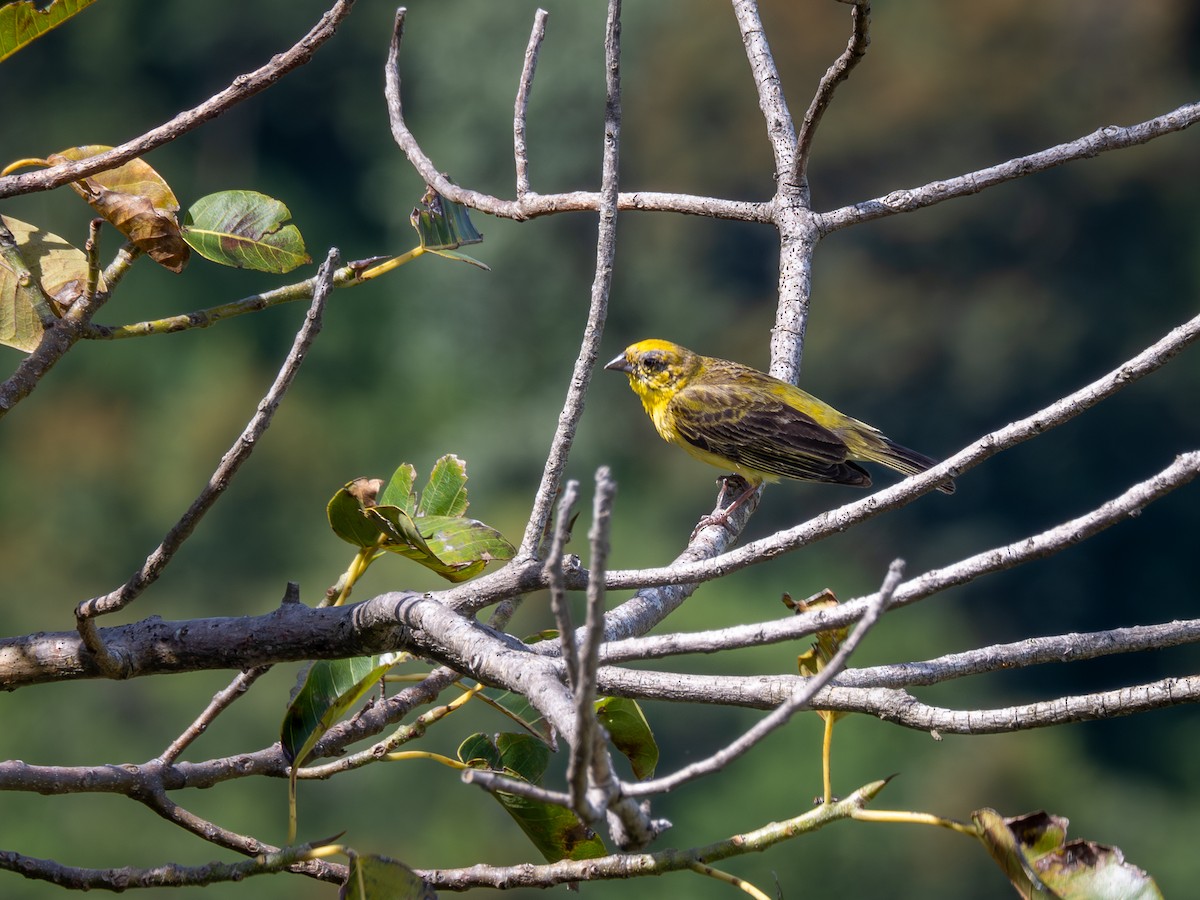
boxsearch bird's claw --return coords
[689,475,759,541]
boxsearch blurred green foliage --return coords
[1,1,1198,898]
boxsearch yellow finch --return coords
[605,339,955,498]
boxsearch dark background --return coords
[1,2,1198,897]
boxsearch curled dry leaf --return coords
[47,145,189,272]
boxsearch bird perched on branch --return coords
[604,339,955,512]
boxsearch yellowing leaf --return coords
[974,808,1163,900]
[47,145,189,272]
[0,0,96,64]
[0,215,103,352]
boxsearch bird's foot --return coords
[690,475,760,541]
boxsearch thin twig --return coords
[0,0,357,201]
[430,770,887,891]
[517,0,623,556]
[386,10,769,223]
[567,468,616,817]
[0,840,344,891]
[546,480,582,689]
[514,9,550,197]
[157,667,271,765]
[622,561,900,799]
[84,267,358,339]
[74,250,340,674]
[817,99,1200,234]
[793,1,870,192]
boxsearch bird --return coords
[604,339,955,510]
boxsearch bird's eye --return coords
[641,352,666,373]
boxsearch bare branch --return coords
[817,99,1200,234]
[518,0,624,555]
[840,619,1200,689]
[546,480,582,688]
[597,606,1200,677]
[0,0,357,201]
[514,9,550,197]
[385,10,769,224]
[427,771,885,891]
[596,669,1200,734]
[728,0,817,383]
[73,250,340,675]
[830,676,1200,733]
[0,836,343,890]
[7,449,1194,693]
[794,2,871,191]
[730,0,798,182]
[622,561,898,799]
[568,468,616,818]
[882,451,1199,613]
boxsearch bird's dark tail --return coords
[867,437,956,495]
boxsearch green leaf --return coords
[0,0,97,64]
[377,464,418,516]
[416,515,513,567]
[410,188,483,251]
[494,732,551,783]
[281,655,397,767]
[365,508,514,583]
[182,190,310,273]
[418,454,469,517]
[457,733,503,770]
[46,145,189,273]
[457,733,606,863]
[427,248,490,271]
[327,482,385,549]
[340,852,434,900]
[595,697,659,780]
[333,459,514,582]
[0,215,101,352]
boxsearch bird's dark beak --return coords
[604,353,633,374]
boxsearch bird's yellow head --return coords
[604,339,701,409]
